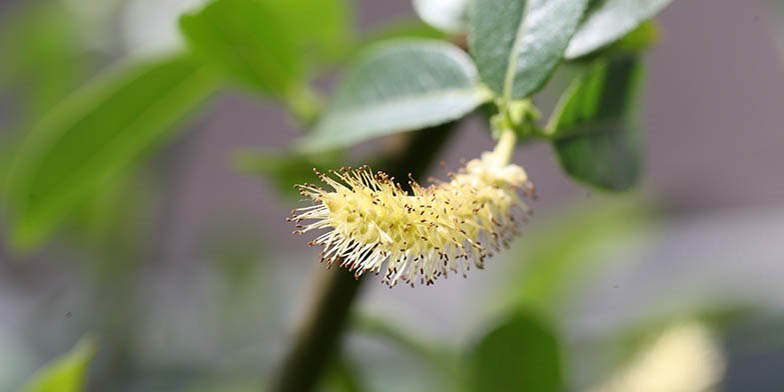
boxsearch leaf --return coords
[413,0,471,34]
[467,312,563,392]
[511,202,645,312]
[0,1,91,117]
[262,0,353,64]
[549,55,644,191]
[468,0,589,100]
[233,149,344,199]
[565,0,674,59]
[606,20,660,55]
[5,55,218,251]
[179,0,302,95]
[301,39,488,151]
[70,171,155,260]
[21,337,97,392]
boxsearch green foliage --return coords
[606,20,661,55]
[549,55,645,191]
[0,0,706,390]
[4,55,219,251]
[466,312,563,392]
[0,2,88,115]
[513,202,646,312]
[565,0,675,59]
[302,40,489,151]
[262,0,353,64]
[468,0,589,100]
[179,0,303,96]
[320,355,365,392]
[20,337,97,392]
[70,172,155,261]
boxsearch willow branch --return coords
[268,123,456,392]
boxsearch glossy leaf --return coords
[21,337,97,392]
[549,55,644,191]
[5,56,218,251]
[179,0,302,95]
[565,0,674,59]
[467,312,563,392]
[302,40,488,151]
[413,0,470,34]
[468,0,589,99]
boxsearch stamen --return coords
[289,149,533,287]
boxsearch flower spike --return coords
[290,132,534,287]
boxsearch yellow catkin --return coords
[290,147,534,287]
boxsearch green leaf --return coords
[262,0,353,64]
[21,337,97,392]
[5,55,218,251]
[179,0,302,95]
[413,0,470,34]
[606,20,660,55]
[0,1,91,118]
[233,149,344,199]
[467,312,563,392]
[565,0,674,59]
[512,202,645,312]
[301,39,489,151]
[468,0,589,100]
[549,55,644,191]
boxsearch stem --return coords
[493,128,517,166]
[268,123,455,392]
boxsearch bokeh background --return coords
[1,0,784,391]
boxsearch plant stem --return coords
[268,123,456,392]
[493,128,517,166]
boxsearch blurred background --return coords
[1,0,784,391]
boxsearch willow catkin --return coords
[290,148,534,287]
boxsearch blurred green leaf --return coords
[468,0,589,100]
[21,337,97,392]
[565,0,674,59]
[413,0,470,34]
[0,1,92,118]
[549,55,644,191]
[179,0,302,96]
[262,0,353,64]
[606,20,660,55]
[302,39,488,151]
[513,202,645,312]
[467,312,563,392]
[320,354,364,392]
[5,55,218,251]
[70,171,155,261]
[353,315,455,373]
[233,149,344,199]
